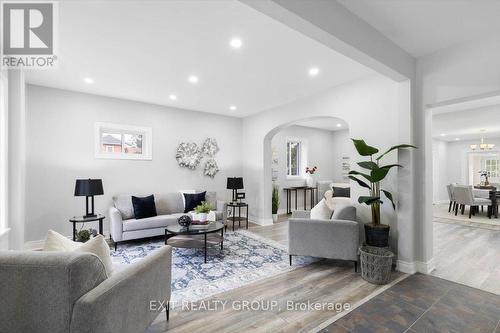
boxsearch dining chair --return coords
[453,185,492,218]
[446,184,456,213]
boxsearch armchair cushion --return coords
[332,205,356,221]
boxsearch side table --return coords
[227,202,249,232]
[69,214,105,241]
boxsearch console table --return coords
[283,186,318,214]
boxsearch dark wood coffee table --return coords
[164,222,224,263]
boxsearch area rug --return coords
[111,230,315,307]
[433,203,500,231]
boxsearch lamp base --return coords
[84,213,97,218]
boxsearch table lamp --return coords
[74,179,104,217]
[227,177,244,203]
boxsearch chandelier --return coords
[470,131,495,150]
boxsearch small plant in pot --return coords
[349,139,416,247]
[193,201,212,223]
[272,184,280,222]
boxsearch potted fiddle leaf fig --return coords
[349,139,416,247]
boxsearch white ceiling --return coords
[337,0,500,57]
[25,0,374,117]
[295,118,349,132]
[432,104,500,142]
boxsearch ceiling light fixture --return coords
[83,77,94,84]
[336,123,342,128]
[308,67,319,77]
[470,130,495,151]
[188,75,199,84]
[229,105,237,111]
[440,133,446,137]
[230,38,243,49]
[455,138,460,141]
[169,94,177,101]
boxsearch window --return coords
[287,140,301,177]
[485,159,499,178]
[95,123,152,160]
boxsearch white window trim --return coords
[94,122,152,160]
[0,73,8,233]
[286,137,307,180]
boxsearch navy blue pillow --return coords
[184,191,206,213]
[131,195,157,219]
[332,187,350,198]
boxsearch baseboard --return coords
[396,258,436,274]
[434,200,449,205]
[248,215,273,226]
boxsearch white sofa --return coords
[110,191,227,249]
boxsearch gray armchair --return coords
[0,246,172,333]
[288,205,361,271]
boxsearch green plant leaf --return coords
[357,161,378,170]
[376,144,417,161]
[348,170,373,182]
[351,139,379,156]
[370,164,402,182]
[382,190,396,210]
[348,176,371,189]
[358,196,383,206]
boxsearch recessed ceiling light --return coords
[229,105,237,111]
[188,75,199,84]
[308,67,319,77]
[230,38,243,49]
[83,77,94,84]
[336,123,342,128]
[455,138,460,141]
[169,94,177,101]
[440,133,446,137]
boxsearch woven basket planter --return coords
[359,246,394,285]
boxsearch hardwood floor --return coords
[432,220,500,295]
[146,215,404,333]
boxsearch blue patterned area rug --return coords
[111,230,314,306]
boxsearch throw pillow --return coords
[131,195,157,219]
[43,229,80,251]
[184,191,206,213]
[310,199,334,220]
[76,235,113,277]
[323,190,336,211]
[43,230,113,277]
[332,186,350,198]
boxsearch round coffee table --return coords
[164,222,225,263]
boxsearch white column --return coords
[7,69,26,250]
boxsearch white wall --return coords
[25,85,243,242]
[432,139,448,203]
[415,36,500,271]
[270,126,350,212]
[242,75,408,253]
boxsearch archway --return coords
[262,116,351,223]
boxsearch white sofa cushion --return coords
[122,215,177,232]
[310,199,334,219]
[113,195,135,220]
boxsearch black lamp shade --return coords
[227,177,244,190]
[74,179,104,196]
